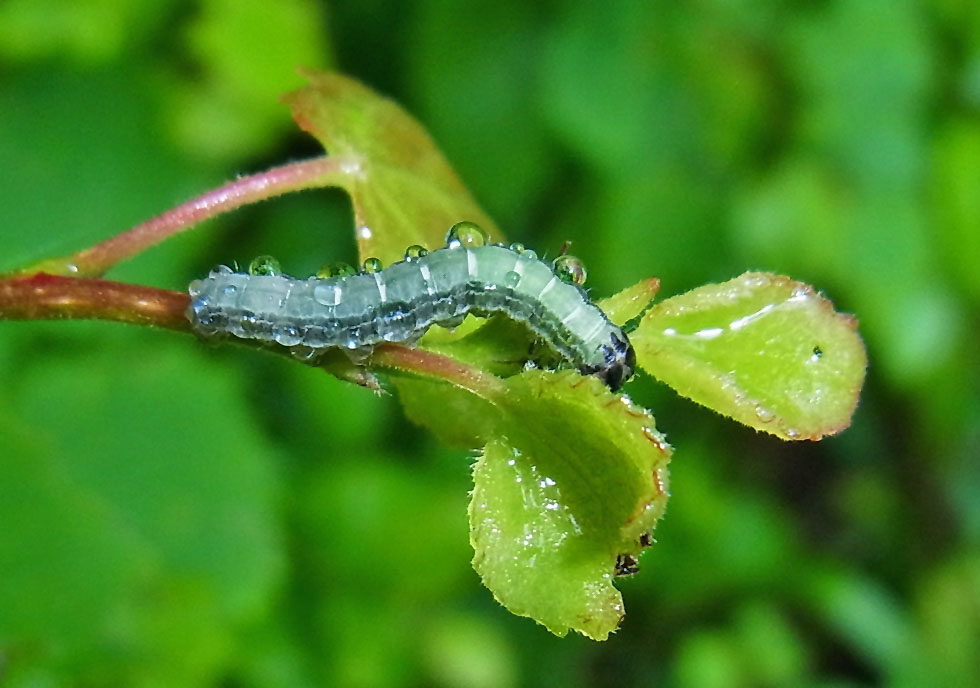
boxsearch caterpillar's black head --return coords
[596,331,635,392]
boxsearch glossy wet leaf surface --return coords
[632,272,867,439]
[468,370,671,640]
[283,71,501,264]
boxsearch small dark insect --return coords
[812,345,823,358]
[615,553,640,577]
[187,223,636,390]
[639,531,655,548]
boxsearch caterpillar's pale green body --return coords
[187,232,634,389]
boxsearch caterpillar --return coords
[186,222,635,390]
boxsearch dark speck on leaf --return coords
[615,554,640,577]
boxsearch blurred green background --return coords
[1,1,979,686]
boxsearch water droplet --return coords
[213,264,233,275]
[313,283,343,306]
[340,159,363,176]
[290,346,317,361]
[248,255,281,276]
[404,244,428,261]
[509,242,526,254]
[641,426,669,452]
[755,406,775,423]
[789,286,810,302]
[503,270,522,288]
[316,261,356,279]
[694,327,724,339]
[221,284,238,296]
[786,428,800,439]
[553,254,588,285]
[274,326,302,346]
[361,257,383,274]
[445,221,488,248]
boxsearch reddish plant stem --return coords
[18,156,352,278]
[0,275,502,395]
[1,152,505,393]
[371,343,507,400]
[0,274,191,332]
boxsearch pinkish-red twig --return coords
[16,156,352,278]
[0,274,190,331]
[370,343,507,400]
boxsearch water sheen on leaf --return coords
[469,370,671,640]
[632,272,867,440]
[283,70,501,263]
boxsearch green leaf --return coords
[469,370,671,640]
[395,375,496,450]
[283,70,501,263]
[597,277,661,327]
[632,272,867,440]
[172,0,329,161]
[0,411,149,649]
[933,120,980,301]
[0,338,284,680]
[0,67,215,276]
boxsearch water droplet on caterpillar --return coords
[316,261,356,279]
[404,244,428,261]
[503,270,522,288]
[362,257,384,274]
[273,325,302,346]
[446,221,488,249]
[248,255,281,276]
[553,254,588,285]
[313,283,343,306]
[290,345,317,361]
